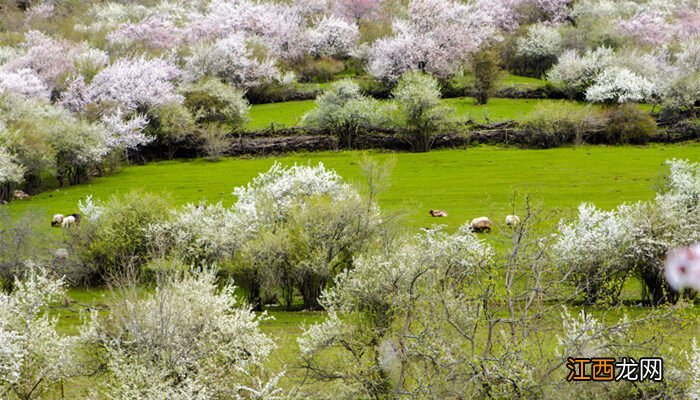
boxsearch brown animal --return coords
[429,209,448,217]
[470,217,493,233]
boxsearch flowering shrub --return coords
[73,48,110,82]
[554,203,635,304]
[147,202,250,265]
[101,110,152,150]
[334,0,381,21]
[516,23,563,76]
[387,71,454,152]
[107,15,183,50]
[556,159,700,304]
[0,68,49,100]
[80,268,283,399]
[0,148,25,202]
[299,224,499,398]
[3,30,79,93]
[547,47,614,99]
[585,66,656,103]
[232,162,358,227]
[0,265,77,399]
[180,78,250,128]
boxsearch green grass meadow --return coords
[9,144,700,232]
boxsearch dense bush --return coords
[296,56,344,83]
[146,101,196,159]
[0,266,77,400]
[520,102,604,148]
[597,103,656,144]
[303,79,381,148]
[388,71,455,152]
[555,159,700,305]
[64,191,172,283]
[470,49,503,105]
[149,162,380,310]
[180,78,250,129]
[81,268,283,399]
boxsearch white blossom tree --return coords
[80,268,284,399]
[0,265,78,400]
[585,66,657,103]
[184,33,279,89]
[307,15,360,57]
[0,147,25,200]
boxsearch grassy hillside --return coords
[8,144,699,232]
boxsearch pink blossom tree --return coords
[107,15,183,50]
[334,0,381,22]
[84,56,183,113]
[368,0,501,82]
[184,33,279,88]
[0,68,50,100]
[2,31,79,94]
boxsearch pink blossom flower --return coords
[665,245,700,291]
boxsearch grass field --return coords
[246,96,656,130]
[8,144,700,232]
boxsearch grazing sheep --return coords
[68,213,81,223]
[51,214,64,227]
[12,190,29,200]
[505,215,521,226]
[470,217,493,233]
[55,248,69,260]
[61,215,77,228]
[429,209,448,217]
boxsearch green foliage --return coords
[147,102,196,159]
[598,103,657,144]
[65,191,171,283]
[521,102,604,148]
[198,123,232,161]
[389,71,455,152]
[0,209,50,289]
[471,49,503,105]
[303,79,381,148]
[181,78,250,130]
[297,56,344,83]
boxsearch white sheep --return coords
[51,214,64,227]
[61,215,76,228]
[429,209,448,217]
[470,217,493,233]
[505,215,521,226]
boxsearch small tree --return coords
[471,49,503,105]
[389,71,454,152]
[0,147,25,202]
[180,78,250,129]
[199,123,232,162]
[303,79,380,148]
